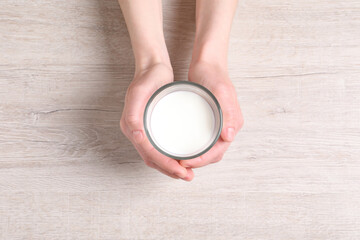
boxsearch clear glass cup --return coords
[144,81,223,160]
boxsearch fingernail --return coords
[227,128,235,141]
[132,130,143,143]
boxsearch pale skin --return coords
[118,0,244,181]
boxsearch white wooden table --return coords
[1,0,360,239]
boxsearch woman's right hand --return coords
[120,63,194,181]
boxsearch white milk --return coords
[150,91,215,156]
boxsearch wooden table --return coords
[1,0,359,239]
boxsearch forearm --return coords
[192,0,238,67]
[118,0,171,72]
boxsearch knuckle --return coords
[143,158,154,168]
[171,169,184,177]
[127,84,145,97]
[213,154,224,163]
[227,109,243,131]
[213,82,230,96]
[234,116,244,130]
[119,118,126,134]
[181,160,193,168]
[194,156,205,167]
[125,114,140,129]
[238,117,244,129]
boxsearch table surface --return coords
[1,0,360,239]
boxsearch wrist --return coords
[134,47,172,72]
[133,40,172,73]
[189,55,230,87]
[191,39,229,69]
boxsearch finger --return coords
[141,157,179,179]
[152,163,180,179]
[150,155,192,181]
[219,97,243,142]
[153,166,194,181]
[212,83,243,142]
[150,150,188,179]
[182,168,195,181]
[179,139,231,168]
[122,86,151,144]
[135,140,188,179]
[122,117,189,180]
[136,146,185,179]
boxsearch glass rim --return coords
[143,81,223,160]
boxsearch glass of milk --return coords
[144,81,222,160]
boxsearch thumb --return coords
[124,114,145,144]
[220,103,243,142]
[122,88,151,144]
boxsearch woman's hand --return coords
[120,63,194,181]
[179,0,241,168]
[118,0,194,181]
[180,61,243,168]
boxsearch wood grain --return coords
[1,0,360,239]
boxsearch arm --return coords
[181,0,244,168]
[192,0,238,67]
[118,0,170,71]
[118,0,194,181]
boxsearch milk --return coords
[150,91,216,156]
